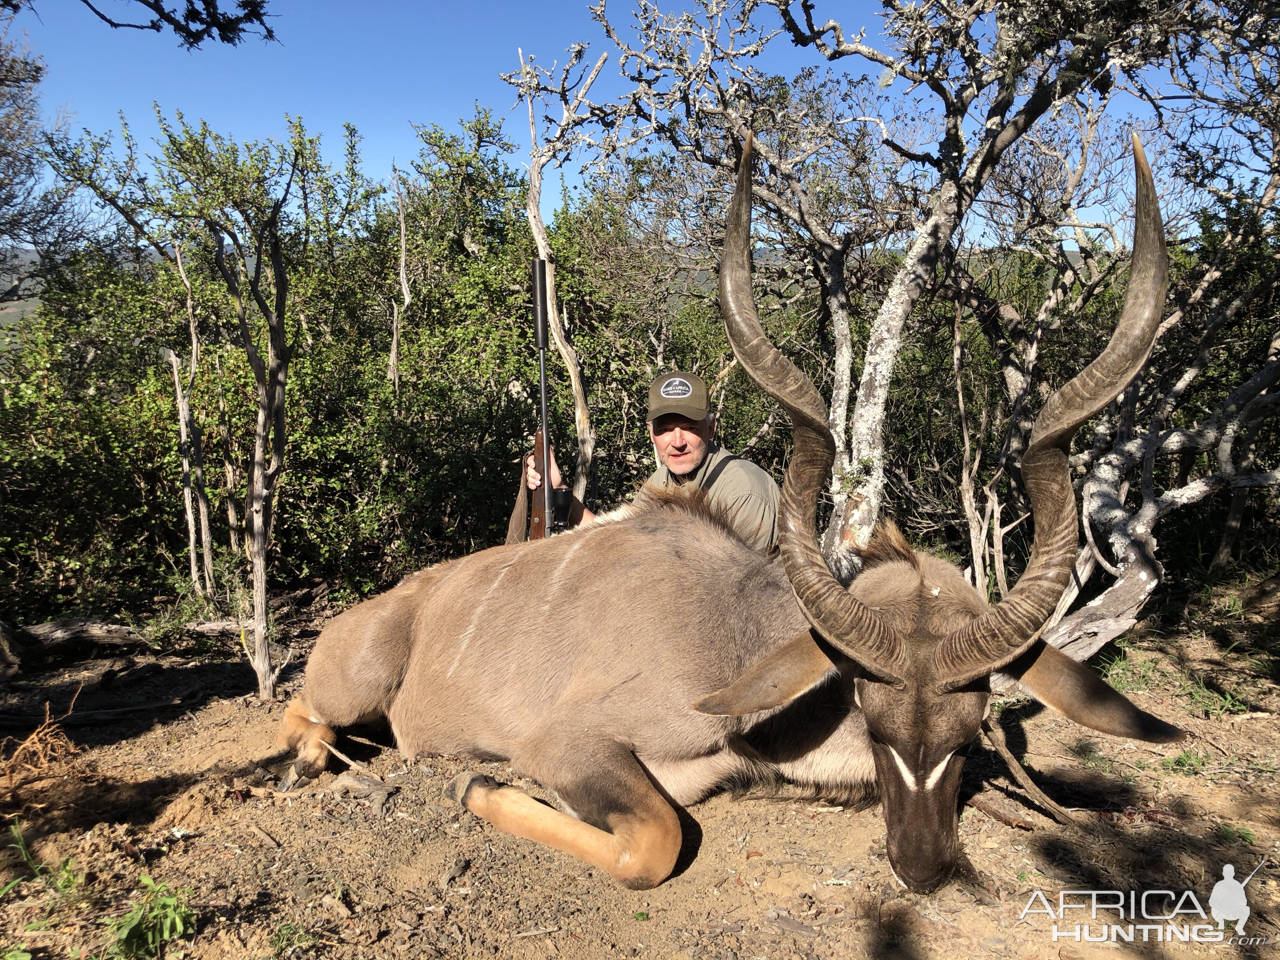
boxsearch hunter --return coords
[526,371,780,554]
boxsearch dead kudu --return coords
[278,135,1181,893]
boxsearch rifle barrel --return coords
[1242,858,1268,886]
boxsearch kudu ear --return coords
[1010,641,1185,743]
[694,631,837,717]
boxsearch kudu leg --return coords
[448,744,683,890]
[277,695,338,779]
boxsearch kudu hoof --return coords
[446,771,499,807]
[278,765,310,793]
[289,754,328,785]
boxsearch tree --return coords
[514,9,909,579]
[768,0,1197,567]
[0,20,79,302]
[2,0,274,48]
[512,46,605,504]
[49,113,360,699]
[523,0,1279,669]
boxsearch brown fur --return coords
[857,520,920,571]
[278,482,1176,892]
[631,481,751,546]
[278,488,877,887]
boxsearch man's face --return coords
[649,413,714,477]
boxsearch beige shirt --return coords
[649,443,780,554]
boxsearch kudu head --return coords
[702,133,1183,893]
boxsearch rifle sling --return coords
[699,453,739,498]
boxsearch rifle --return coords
[504,259,573,545]
[1242,859,1268,886]
[528,259,573,540]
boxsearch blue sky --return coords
[13,1,869,186]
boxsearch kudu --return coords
[279,134,1182,892]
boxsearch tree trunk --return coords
[1028,452,1160,668]
[172,246,215,594]
[9,619,143,666]
[389,301,401,396]
[0,621,20,683]
[167,350,203,596]
[524,97,596,504]
[388,174,409,399]
[214,353,242,555]
[191,418,215,594]
[1211,488,1248,569]
[952,306,987,590]
[817,247,856,570]
[245,407,275,699]
[831,187,962,566]
[214,215,292,701]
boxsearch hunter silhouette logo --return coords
[660,377,692,399]
[1210,860,1266,935]
[1018,858,1271,945]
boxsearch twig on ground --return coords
[969,794,1035,830]
[319,738,369,771]
[982,718,1085,830]
[512,927,560,939]
[1193,732,1232,757]
[13,685,204,726]
[248,825,280,849]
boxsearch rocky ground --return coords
[2,575,1278,960]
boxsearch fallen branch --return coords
[0,685,203,728]
[981,718,1085,830]
[319,739,370,772]
[968,794,1035,830]
[183,620,250,637]
[248,825,280,849]
[19,619,141,645]
[13,620,144,662]
[512,927,560,939]
[269,586,316,612]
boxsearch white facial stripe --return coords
[887,745,918,792]
[887,746,955,793]
[924,751,955,791]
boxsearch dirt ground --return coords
[3,576,1278,960]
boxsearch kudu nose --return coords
[890,855,954,894]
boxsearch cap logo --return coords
[660,377,693,399]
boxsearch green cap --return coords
[647,371,710,422]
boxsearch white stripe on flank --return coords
[924,751,955,791]
[887,745,917,792]
[541,533,590,614]
[447,561,514,678]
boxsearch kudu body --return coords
[280,136,1182,892]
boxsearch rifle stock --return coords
[530,427,549,540]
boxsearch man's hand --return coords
[526,445,563,491]
[524,447,595,524]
